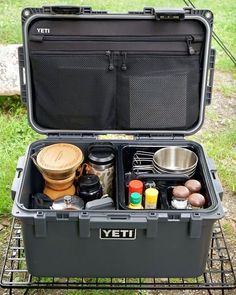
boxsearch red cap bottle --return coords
[128,180,143,202]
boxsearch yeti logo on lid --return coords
[37,28,50,34]
[99,229,136,240]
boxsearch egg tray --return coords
[1,218,235,294]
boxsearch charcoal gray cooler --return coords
[12,6,224,278]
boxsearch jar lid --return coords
[129,180,143,192]
[188,193,205,207]
[52,195,84,210]
[37,143,83,172]
[130,192,142,205]
[78,174,100,190]
[172,185,190,200]
[88,148,115,165]
[184,179,202,193]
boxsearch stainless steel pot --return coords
[152,147,198,176]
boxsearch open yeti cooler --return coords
[12,6,224,278]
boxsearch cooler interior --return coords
[17,140,119,210]
[17,140,215,213]
[118,143,215,211]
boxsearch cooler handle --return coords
[18,47,27,104]
[11,156,25,200]
[207,158,223,201]
[79,213,161,239]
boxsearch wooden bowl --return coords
[44,185,76,201]
[43,173,75,191]
[35,143,84,180]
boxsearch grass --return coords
[192,118,236,194]
[0,0,235,72]
[0,97,42,213]
[222,220,236,238]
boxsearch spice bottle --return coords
[171,185,189,209]
[128,180,143,202]
[128,192,143,209]
[144,188,159,209]
[188,193,205,209]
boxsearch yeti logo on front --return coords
[100,229,136,240]
[37,28,50,34]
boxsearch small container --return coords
[77,174,103,203]
[87,144,115,196]
[188,193,205,208]
[172,185,190,200]
[171,198,188,209]
[128,192,143,209]
[184,179,202,193]
[51,195,84,210]
[145,188,159,209]
[128,180,143,202]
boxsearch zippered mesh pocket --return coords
[117,54,201,130]
[30,52,115,130]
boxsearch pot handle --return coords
[31,152,45,175]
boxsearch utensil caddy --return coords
[12,6,224,278]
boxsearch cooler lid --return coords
[20,6,214,136]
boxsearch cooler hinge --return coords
[47,133,97,139]
[135,134,184,140]
[206,48,216,106]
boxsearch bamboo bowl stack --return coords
[33,143,84,200]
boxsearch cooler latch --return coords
[154,9,185,20]
[47,133,97,139]
[34,212,47,238]
[206,48,216,105]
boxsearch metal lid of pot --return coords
[51,195,84,210]
[37,143,84,173]
[88,149,115,165]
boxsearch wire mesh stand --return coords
[1,219,236,295]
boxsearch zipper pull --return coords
[106,51,114,71]
[120,52,127,71]
[186,36,195,55]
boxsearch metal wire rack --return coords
[0,219,235,294]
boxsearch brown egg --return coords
[184,179,201,193]
[188,193,205,208]
[172,186,190,200]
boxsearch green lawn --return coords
[0,0,235,214]
[0,97,42,213]
[0,0,236,72]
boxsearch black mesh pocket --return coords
[117,55,200,130]
[30,52,115,130]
